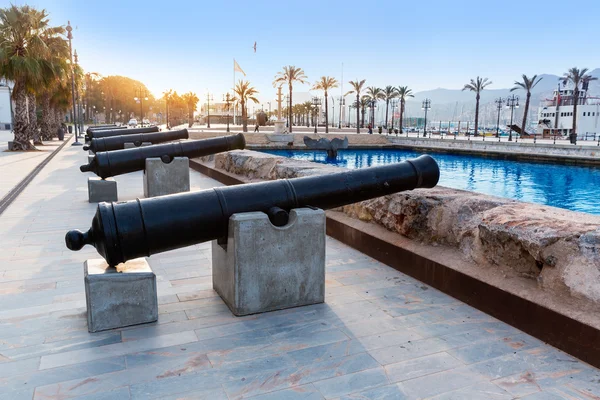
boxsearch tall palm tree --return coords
[273,66,307,132]
[233,80,259,132]
[346,79,366,133]
[563,68,597,144]
[396,86,414,134]
[0,5,59,150]
[462,76,492,137]
[511,74,543,140]
[181,92,199,128]
[366,87,384,127]
[312,76,339,133]
[382,86,398,128]
[360,96,370,129]
[39,33,69,140]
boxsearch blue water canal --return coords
[261,149,600,215]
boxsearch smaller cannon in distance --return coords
[66,155,440,266]
[87,126,159,141]
[80,133,246,179]
[83,129,189,153]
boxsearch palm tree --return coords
[396,86,414,134]
[462,77,492,137]
[233,80,259,132]
[312,76,339,133]
[0,5,60,150]
[366,87,384,127]
[360,96,370,129]
[162,89,173,128]
[563,68,598,144]
[511,74,543,141]
[273,66,307,133]
[382,86,398,128]
[181,92,199,128]
[346,79,366,133]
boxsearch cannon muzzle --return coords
[80,133,246,179]
[67,155,440,266]
[88,126,159,141]
[84,129,189,153]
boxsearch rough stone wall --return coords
[210,150,600,304]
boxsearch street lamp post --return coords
[506,94,519,142]
[331,97,335,128]
[338,96,345,129]
[312,96,321,133]
[73,50,85,137]
[206,92,213,128]
[267,102,271,125]
[495,97,504,140]
[390,99,398,134]
[66,21,81,146]
[421,99,431,137]
[134,87,149,126]
[223,93,233,133]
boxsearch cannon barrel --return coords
[88,126,159,140]
[83,129,189,153]
[66,155,440,266]
[80,133,246,179]
[85,126,126,142]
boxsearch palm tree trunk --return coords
[40,93,53,140]
[522,91,531,137]
[356,95,360,133]
[474,94,480,137]
[572,89,578,144]
[385,100,389,128]
[242,101,248,132]
[11,85,36,151]
[28,93,42,145]
[288,84,293,133]
[399,100,404,133]
[188,107,193,128]
[324,91,329,133]
[361,105,366,129]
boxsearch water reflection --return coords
[263,149,600,215]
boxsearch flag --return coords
[234,59,246,77]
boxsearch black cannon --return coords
[86,125,122,135]
[88,126,159,141]
[80,133,246,179]
[66,155,440,266]
[83,129,190,153]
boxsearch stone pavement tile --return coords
[39,330,198,370]
[466,346,561,380]
[158,296,223,315]
[267,319,336,340]
[176,289,219,302]
[336,384,409,399]
[369,337,452,365]
[0,356,40,378]
[409,319,519,339]
[446,333,543,364]
[519,383,600,399]
[129,354,293,399]
[286,340,366,365]
[353,329,423,351]
[246,384,324,400]
[156,387,229,400]
[223,353,381,399]
[55,386,131,400]
[312,367,390,399]
[0,357,125,394]
[184,303,234,319]
[339,316,412,339]
[124,340,209,369]
[428,381,513,399]
[384,352,464,383]
[0,388,34,400]
[397,366,488,399]
[325,292,368,306]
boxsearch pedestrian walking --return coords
[254,123,260,133]
[368,124,373,134]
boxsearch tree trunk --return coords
[288,84,293,133]
[11,85,36,151]
[385,100,389,128]
[571,88,578,144]
[188,107,193,128]
[28,93,42,145]
[399,99,405,133]
[474,94,480,137]
[324,91,329,133]
[361,104,366,129]
[242,100,248,132]
[356,95,360,133]
[522,91,531,137]
[40,93,53,140]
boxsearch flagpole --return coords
[233,58,236,127]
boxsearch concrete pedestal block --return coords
[273,120,286,134]
[124,141,152,149]
[143,157,190,198]
[7,142,14,151]
[212,208,326,316]
[88,177,118,203]
[84,258,158,332]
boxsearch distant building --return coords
[0,80,13,130]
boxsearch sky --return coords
[11,0,600,105]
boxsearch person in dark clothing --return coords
[254,124,260,132]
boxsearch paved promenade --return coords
[0,137,598,399]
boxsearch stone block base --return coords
[124,141,152,149]
[88,177,118,203]
[212,208,325,316]
[143,157,190,198]
[84,258,158,332]
[7,142,14,151]
[273,120,286,134]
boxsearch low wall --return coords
[204,150,600,309]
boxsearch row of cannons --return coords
[68,124,441,333]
